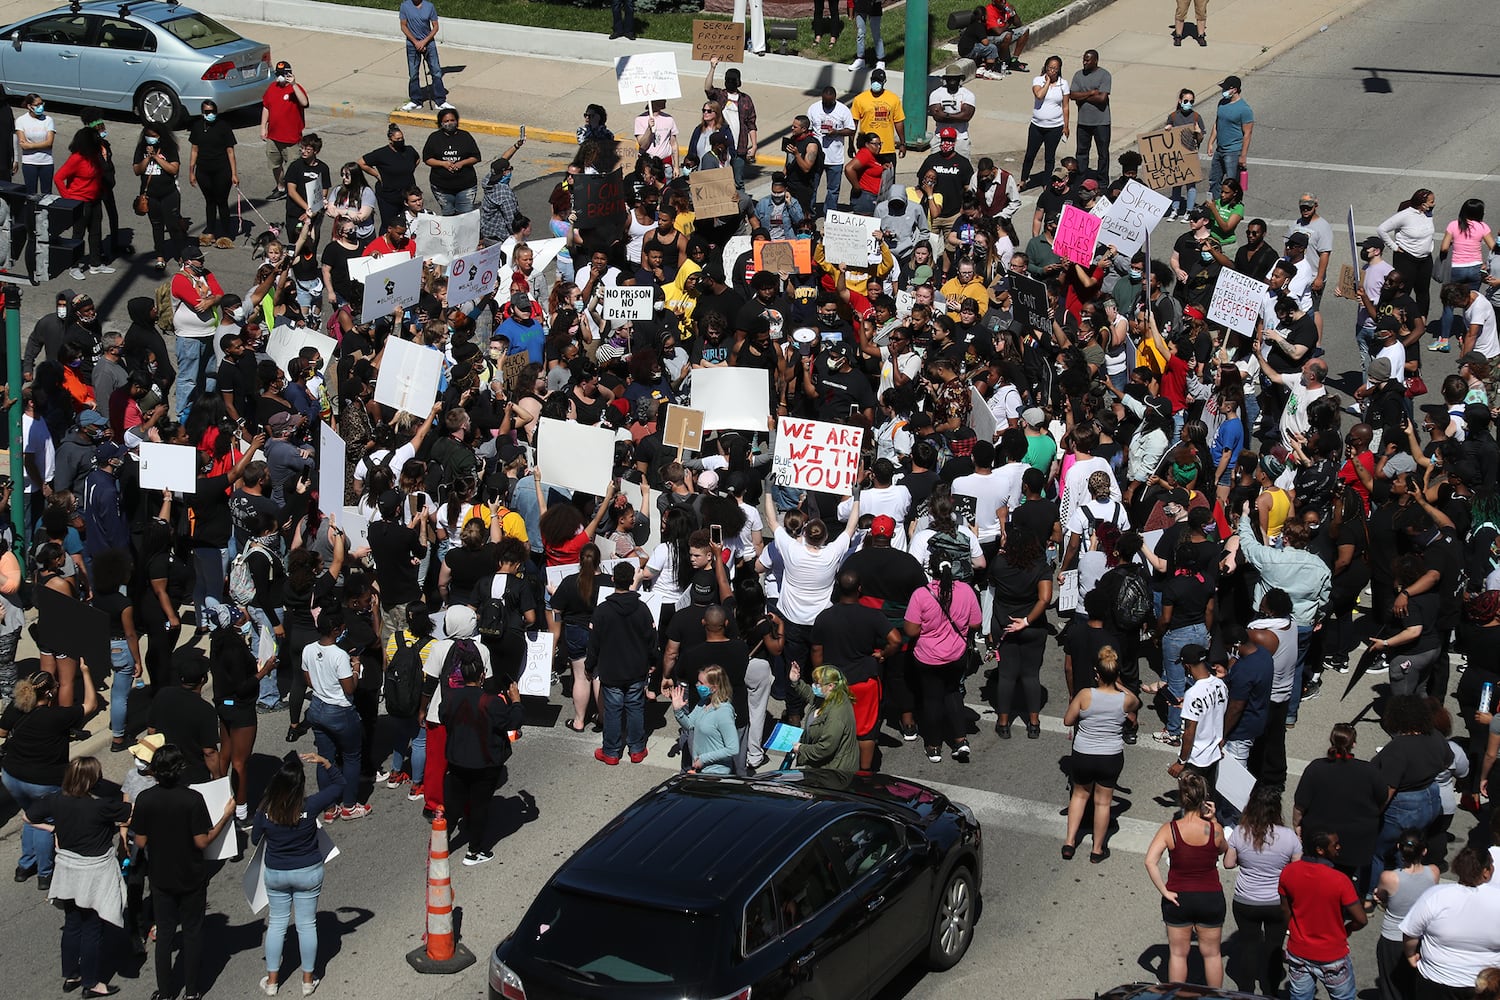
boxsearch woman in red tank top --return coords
[1144,772,1228,987]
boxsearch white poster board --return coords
[1207,268,1270,336]
[546,557,628,592]
[359,253,424,322]
[373,336,443,416]
[305,176,325,216]
[603,285,655,322]
[447,242,504,305]
[615,51,681,104]
[318,421,347,510]
[1098,180,1171,257]
[518,631,555,698]
[691,367,770,431]
[191,777,237,861]
[266,326,338,381]
[536,416,617,496]
[822,210,879,267]
[345,252,400,284]
[720,233,751,277]
[771,416,864,496]
[410,210,482,265]
[1217,753,1256,810]
[338,506,370,552]
[138,442,198,494]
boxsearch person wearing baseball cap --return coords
[850,68,906,164]
[1206,74,1252,198]
[917,123,974,240]
[928,67,977,159]
[1166,641,1227,787]
[262,60,310,200]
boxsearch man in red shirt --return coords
[1336,423,1376,514]
[362,217,417,259]
[260,60,310,201]
[1278,829,1366,1000]
[982,0,1030,71]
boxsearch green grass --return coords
[312,0,1068,72]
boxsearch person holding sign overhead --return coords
[705,58,758,192]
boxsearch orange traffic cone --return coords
[405,815,476,973]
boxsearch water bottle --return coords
[1482,681,1495,715]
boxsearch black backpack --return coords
[927,530,974,582]
[384,631,430,718]
[475,573,525,639]
[1110,565,1154,629]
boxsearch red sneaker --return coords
[594,748,620,766]
[628,748,649,764]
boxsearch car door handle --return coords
[793,950,816,969]
[866,895,885,911]
[59,51,78,59]
[123,57,144,64]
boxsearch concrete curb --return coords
[1029,0,1125,46]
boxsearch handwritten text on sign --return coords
[1098,179,1171,257]
[772,416,864,496]
[603,285,654,322]
[1207,268,1270,336]
[1137,126,1204,190]
[692,19,744,62]
[1053,203,1103,267]
[615,51,682,105]
[573,171,628,232]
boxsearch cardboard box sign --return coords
[690,167,741,220]
[573,171,628,232]
[754,239,813,275]
[692,19,745,62]
[662,405,706,454]
[1137,126,1204,190]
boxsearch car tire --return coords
[135,84,182,129]
[925,865,976,971]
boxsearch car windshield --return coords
[516,888,714,985]
[159,13,240,49]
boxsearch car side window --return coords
[18,14,89,45]
[823,815,904,881]
[771,842,841,932]
[94,18,155,52]
[742,884,780,956]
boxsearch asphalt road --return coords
[2,1,1497,998]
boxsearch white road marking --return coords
[1236,156,1500,184]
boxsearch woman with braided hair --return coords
[904,552,982,764]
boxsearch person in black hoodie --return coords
[587,563,657,765]
[437,651,521,866]
[122,295,175,391]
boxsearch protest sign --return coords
[1137,125,1204,190]
[754,239,813,275]
[572,171,628,232]
[1207,268,1270,336]
[1336,264,1358,300]
[343,253,393,284]
[501,351,532,391]
[266,326,337,381]
[410,210,481,264]
[615,52,681,104]
[319,421,346,510]
[519,631,555,698]
[1347,205,1359,269]
[192,778,237,860]
[537,417,617,496]
[663,405,705,455]
[338,506,370,551]
[305,176,324,216]
[691,367,770,430]
[772,416,864,496]
[373,335,442,416]
[138,442,198,493]
[720,233,751,276]
[1054,203,1103,267]
[1099,179,1172,256]
[448,242,504,305]
[359,253,423,322]
[823,210,878,267]
[690,167,741,219]
[692,18,745,61]
[603,285,655,322]
[547,558,627,592]
[1010,272,1049,334]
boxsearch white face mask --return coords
[56,306,68,320]
[1221,89,1233,100]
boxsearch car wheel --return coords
[135,84,182,128]
[926,865,976,971]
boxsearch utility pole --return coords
[902,0,930,149]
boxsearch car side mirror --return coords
[11,32,20,51]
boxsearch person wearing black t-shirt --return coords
[843,527,928,739]
[147,661,222,786]
[367,490,430,621]
[358,123,421,227]
[320,224,364,309]
[187,100,239,248]
[283,134,332,249]
[422,109,483,215]
[812,571,902,768]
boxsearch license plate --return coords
[241,67,257,80]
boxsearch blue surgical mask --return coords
[695,683,712,699]
[145,136,159,146]
[203,112,217,123]
[1180,101,1193,112]
[870,82,884,95]
[1200,251,1213,262]
[811,683,825,699]
[30,104,44,117]
[98,129,108,140]
[1221,90,1233,101]
[1129,268,1142,279]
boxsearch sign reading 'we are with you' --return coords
[772,416,864,496]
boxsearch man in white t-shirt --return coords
[927,70,977,159]
[807,87,856,215]
[838,459,911,548]
[1261,356,1329,448]
[1171,643,1227,789]
[950,440,1023,552]
[1443,282,1500,359]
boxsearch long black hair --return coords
[928,551,956,618]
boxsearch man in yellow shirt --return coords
[849,68,906,170]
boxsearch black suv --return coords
[489,769,983,1000]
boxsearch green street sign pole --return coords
[903,0,930,149]
[5,293,22,549]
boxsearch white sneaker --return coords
[437,101,455,111]
[69,266,87,280]
[92,264,116,275]
[399,101,421,111]
[850,58,865,71]
[875,60,886,70]
[463,850,494,866]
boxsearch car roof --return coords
[552,772,948,911]
[49,2,197,22]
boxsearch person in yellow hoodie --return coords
[662,256,702,334]
[814,231,893,302]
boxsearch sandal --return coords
[1061,843,1076,860]
[564,719,587,733]
[1197,33,1207,46]
[64,978,83,993]
[1140,681,1165,695]
[1090,847,1111,863]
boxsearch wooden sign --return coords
[754,239,813,275]
[501,351,532,391]
[573,171,628,232]
[1137,126,1204,191]
[1336,264,1358,300]
[692,19,745,62]
[690,167,741,219]
[663,405,706,455]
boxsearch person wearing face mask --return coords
[55,128,115,282]
[358,125,421,229]
[479,145,524,245]
[282,133,331,250]
[1205,75,1253,195]
[1163,89,1205,220]
[132,126,185,271]
[16,93,55,195]
[169,246,225,422]
[188,101,239,251]
[751,173,805,240]
[23,293,77,382]
[1378,190,1438,322]
[1336,236,1396,371]
[670,665,739,775]
[78,110,127,260]
[918,125,974,239]
[422,108,482,216]
[327,160,378,249]
[806,87,856,215]
[850,68,906,170]
[785,663,857,774]
[260,61,310,201]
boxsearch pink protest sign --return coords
[1054,203,1102,268]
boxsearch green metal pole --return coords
[903,0,929,149]
[5,294,22,549]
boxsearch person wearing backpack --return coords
[472,538,540,689]
[1092,531,1153,741]
[380,602,436,797]
[419,604,491,819]
[229,512,288,712]
[438,650,522,867]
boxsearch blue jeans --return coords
[431,186,477,217]
[175,335,215,423]
[968,41,1000,64]
[247,606,281,707]
[822,163,843,213]
[1370,783,1441,887]
[850,189,877,214]
[855,14,884,60]
[1286,950,1357,1000]
[1170,183,1198,215]
[1161,622,1208,735]
[307,700,362,808]
[192,547,226,630]
[110,638,135,738]
[264,862,323,974]
[404,41,447,104]
[1207,146,1240,194]
[389,715,421,777]
[22,163,53,197]
[1440,263,1484,340]
[1286,623,1314,724]
[601,679,647,757]
[1,771,60,875]
[611,0,634,36]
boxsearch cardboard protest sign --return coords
[373,336,443,416]
[448,243,504,305]
[692,19,744,62]
[754,239,813,275]
[772,416,864,496]
[1336,264,1358,300]
[823,210,879,267]
[1137,125,1204,190]
[1099,179,1172,257]
[410,210,481,264]
[1207,268,1270,336]
[604,285,655,322]
[537,416,617,496]
[359,253,423,322]
[690,167,741,219]
[662,405,706,455]
[1009,272,1049,334]
[691,367,770,430]
[615,51,681,104]
[138,442,198,493]
[1054,203,1103,267]
[318,421,347,510]
[501,352,532,391]
[572,171,628,232]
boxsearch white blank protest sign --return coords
[338,506,370,551]
[374,336,443,416]
[1099,180,1171,257]
[138,442,198,493]
[604,285,654,322]
[360,253,424,322]
[537,416,617,497]
[615,51,681,104]
[691,367,770,431]
[822,210,878,267]
[319,421,347,511]
[1207,268,1270,336]
[266,325,338,380]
